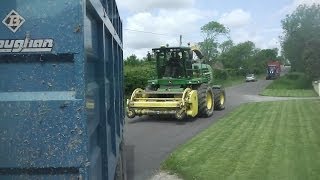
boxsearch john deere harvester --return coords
[126,46,226,120]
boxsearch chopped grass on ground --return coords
[261,72,316,97]
[162,100,320,180]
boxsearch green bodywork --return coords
[147,47,214,92]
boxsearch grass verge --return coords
[261,89,317,97]
[162,100,320,180]
[261,72,316,97]
[217,76,245,87]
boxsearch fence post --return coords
[318,81,320,96]
[314,80,320,96]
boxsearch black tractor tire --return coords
[197,84,214,117]
[115,142,127,180]
[213,88,226,110]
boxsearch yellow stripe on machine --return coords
[129,101,181,108]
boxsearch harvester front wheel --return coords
[197,84,214,117]
[213,89,226,110]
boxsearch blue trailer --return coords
[0,0,125,179]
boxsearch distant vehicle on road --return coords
[266,60,281,80]
[245,74,257,82]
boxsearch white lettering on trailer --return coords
[0,38,54,53]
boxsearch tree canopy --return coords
[199,21,229,63]
[281,4,320,79]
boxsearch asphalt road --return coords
[124,78,274,180]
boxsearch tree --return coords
[199,21,229,63]
[219,40,233,54]
[217,41,278,74]
[281,4,320,78]
[124,54,140,65]
[220,41,255,70]
[251,48,278,73]
[303,39,320,79]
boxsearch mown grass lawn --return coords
[261,89,317,97]
[162,100,320,180]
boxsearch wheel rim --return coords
[220,94,225,105]
[206,91,213,110]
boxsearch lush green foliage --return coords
[281,4,320,79]
[198,21,280,75]
[124,55,156,95]
[217,41,278,74]
[163,100,320,180]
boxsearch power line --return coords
[124,28,200,39]
[124,28,176,36]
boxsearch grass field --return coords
[261,72,317,97]
[162,100,320,180]
[261,89,317,97]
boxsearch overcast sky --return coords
[115,0,319,58]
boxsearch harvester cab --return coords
[155,47,194,79]
[126,46,226,120]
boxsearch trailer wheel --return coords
[213,89,226,110]
[115,142,127,180]
[197,84,214,117]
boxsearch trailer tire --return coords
[115,142,127,180]
[213,89,226,110]
[197,84,214,117]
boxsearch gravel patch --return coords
[150,172,182,180]
[243,95,320,102]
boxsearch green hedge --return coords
[124,64,156,95]
[213,69,228,80]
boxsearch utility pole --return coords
[179,35,182,47]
